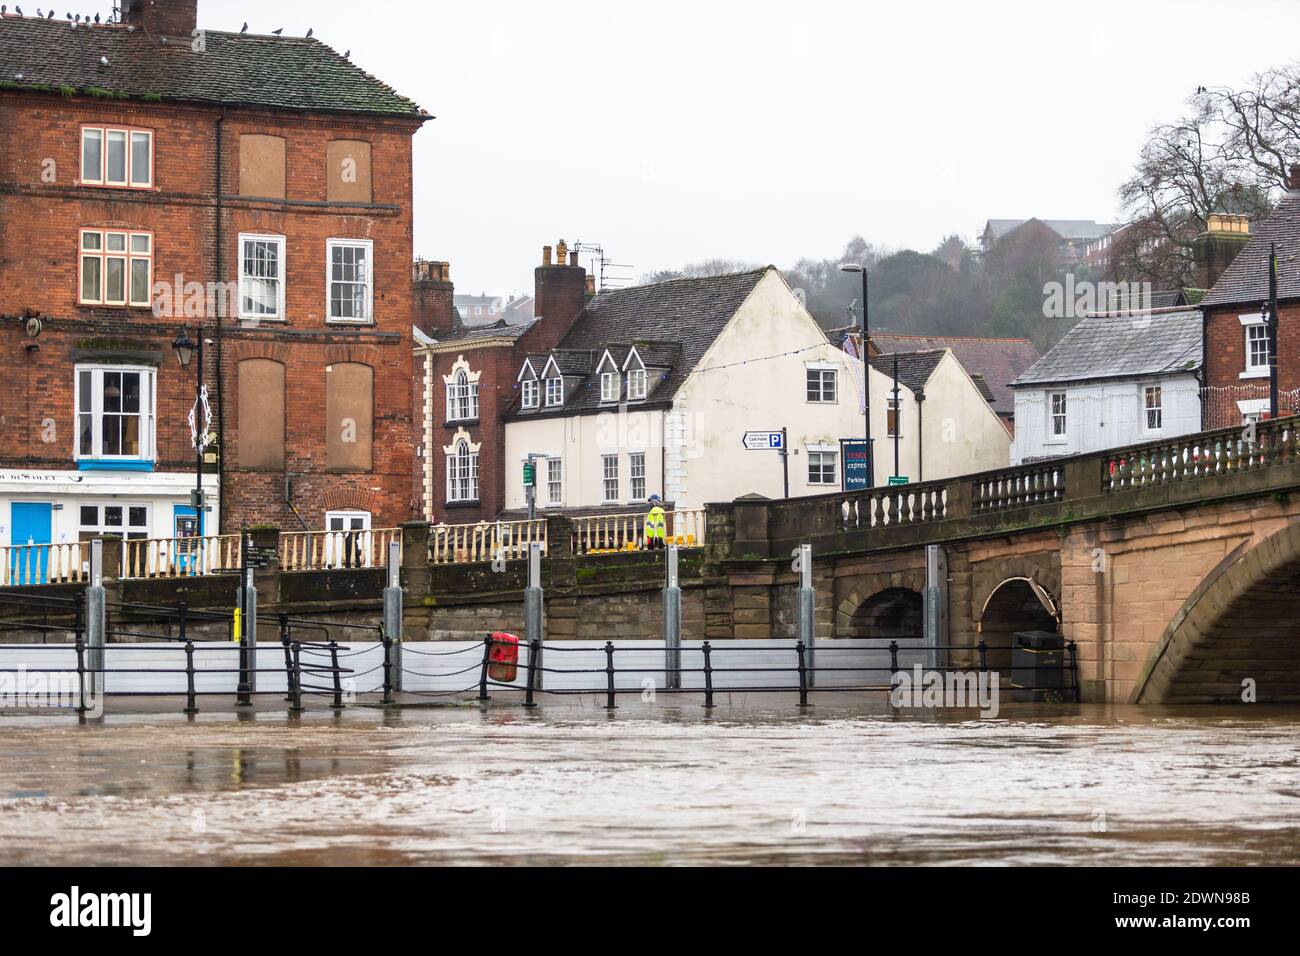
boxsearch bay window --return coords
[327,238,373,322]
[79,229,152,307]
[75,366,156,462]
[81,126,153,188]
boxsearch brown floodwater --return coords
[1,695,1299,865]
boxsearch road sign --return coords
[522,461,535,487]
[888,476,909,486]
[742,431,784,450]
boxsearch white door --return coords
[325,511,371,568]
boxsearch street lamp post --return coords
[840,264,872,486]
[172,325,205,537]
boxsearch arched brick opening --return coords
[843,587,923,641]
[976,578,1059,671]
[1134,523,1300,704]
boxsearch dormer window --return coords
[601,371,620,403]
[545,378,564,407]
[627,368,647,401]
[522,379,539,409]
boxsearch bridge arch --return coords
[1134,523,1300,704]
[975,574,1059,671]
[840,587,924,640]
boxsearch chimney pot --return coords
[556,239,569,266]
[585,274,596,296]
[542,246,552,267]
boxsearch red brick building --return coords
[1199,172,1300,428]
[414,243,589,523]
[0,2,428,554]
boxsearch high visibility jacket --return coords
[644,506,667,540]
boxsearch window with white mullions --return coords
[447,440,479,502]
[807,368,837,402]
[547,458,563,507]
[602,454,619,502]
[630,452,646,501]
[79,504,149,541]
[808,449,837,485]
[239,233,285,320]
[546,377,564,407]
[75,365,155,460]
[1246,323,1271,372]
[446,369,479,421]
[1144,385,1163,431]
[79,229,152,307]
[80,126,152,188]
[601,371,620,403]
[627,367,647,400]
[327,238,372,322]
[1049,392,1067,438]
[522,379,539,409]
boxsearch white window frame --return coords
[446,440,480,503]
[78,502,151,540]
[1143,384,1163,433]
[886,398,902,438]
[546,457,563,507]
[446,369,480,422]
[74,364,156,462]
[238,232,286,321]
[601,454,620,503]
[521,378,540,409]
[80,125,153,188]
[600,371,620,403]
[629,452,647,501]
[1244,319,1271,377]
[806,367,837,403]
[325,237,374,323]
[545,378,564,407]
[1048,391,1068,440]
[326,509,371,532]
[627,368,648,401]
[78,228,153,307]
[807,448,838,486]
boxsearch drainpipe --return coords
[915,389,925,483]
[214,110,227,532]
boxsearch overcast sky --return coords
[197,0,1300,296]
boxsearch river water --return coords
[1,696,1299,865]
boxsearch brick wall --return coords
[1203,301,1300,427]
[0,89,424,531]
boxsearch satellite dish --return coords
[24,316,42,338]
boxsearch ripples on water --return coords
[1,697,1298,865]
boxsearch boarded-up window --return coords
[327,140,373,204]
[237,359,285,469]
[238,134,286,199]
[326,362,374,471]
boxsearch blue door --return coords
[10,503,53,585]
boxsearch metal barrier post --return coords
[796,640,809,707]
[1067,641,1081,702]
[477,636,492,702]
[289,643,304,714]
[604,641,617,710]
[237,565,256,706]
[924,545,949,672]
[329,641,344,710]
[663,544,681,689]
[381,629,395,705]
[86,539,106,699]
[524,543,544,690]
[183,640,198,715]
[74,635,87,720]
[523,637,540,708]
[795,544,815,688]
[702,640,714,709]
[280,614,294,702]
[977,640,988,674]
[383,540,403,692]
[888,640,900,682]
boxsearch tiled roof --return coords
[1011,309,1202,386]
[0,16,426,117]
[429,319,536,347]
[510,268,768,417]
[870,349,946,395]
[1200,190,1300,307]
[984,218,1117,242]
[868,334,1040,417]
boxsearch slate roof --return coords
[983,218,1117,242]
[868,334,1040,417]
[429,319,536,347]
[0,16,426,117]
[1011,309,1203,387]
[1200,190,1300,308]
[870,349,947,395]
[509,268,769,417]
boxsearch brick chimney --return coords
[122,0,199,38]
[1193,214,1251,290]
[533,239,588,347]
[412,260,457,338]
[1288,164,1300,191]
